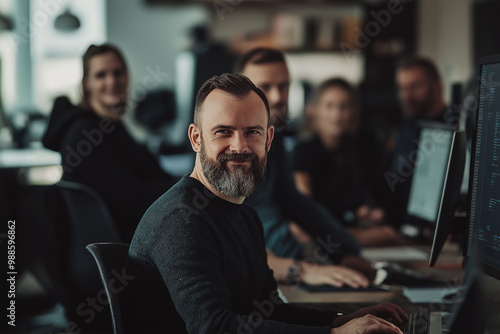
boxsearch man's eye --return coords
[260,85,271,92]
[216,130,230,134]
[95,71,106,79]
[247,130,260,135]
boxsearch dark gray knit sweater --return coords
[126,175,336,333]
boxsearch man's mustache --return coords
[218,152,255,163]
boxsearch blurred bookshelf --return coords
[145,0,363,4]
[146,0,417,143]
[211,3,364,54]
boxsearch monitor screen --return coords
[467,54,500,279]
[429,130,466,267]
[406,127,454,224]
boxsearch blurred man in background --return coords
[388,56,447,224]
[236,48,376,286]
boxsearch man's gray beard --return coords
[200,143,267,198]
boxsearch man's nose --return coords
[267,86,282,106]
[229,132,249,153]
[401,86,417,100]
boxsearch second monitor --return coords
[406,124,455,229]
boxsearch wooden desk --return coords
[278,241,500,332]
[280,241,464,304]
[278,284,404,305]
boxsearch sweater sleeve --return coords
[148,208,332,334]
[246,207,339,327]
[260,267,339,328]
[273,136,362,260]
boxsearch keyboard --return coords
[400,312,430,334]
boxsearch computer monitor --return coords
[466,53,500,280]
[406,124,455,228]
[429,130,466,267]
[445,245,487,334]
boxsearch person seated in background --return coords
[388,56,448,224]
[42,43,177,242]
[293,78,399,247]
[235,48,376,286]
[127,73,407,333]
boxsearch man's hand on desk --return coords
[340,255,376,281]
[267,249,369,288]
[348,225,400,247]
[356,205,386,226]
[330,314,403,334]
[331,302,408,329]
[301,262,369,288]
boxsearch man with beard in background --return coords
[126,73,407,333]
[236,48,376,286]
[388,56,447,224]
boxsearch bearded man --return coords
[388,57,448,223]
[126,73,406,334]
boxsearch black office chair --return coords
[56,181,122,297]
[86,243,130,334]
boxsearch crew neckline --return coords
[183,175,243,213]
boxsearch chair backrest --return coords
[86,242,130,334]
[56,180,122,296]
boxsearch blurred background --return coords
[1,0,494,152]
[1,0,500,333]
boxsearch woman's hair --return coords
[80,43,128,109]
[313,78,356,104]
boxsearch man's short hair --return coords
[234,48,286,73]
[194,73,270,127]
[396,56,441,83]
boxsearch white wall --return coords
[106,0,211,141]
[418,0,474,103]
[3,0,478,114]
[106,0,209,92]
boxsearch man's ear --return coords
[188,123,202,153]
[266,125,275,152]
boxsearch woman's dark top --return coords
[42,96,176,241]
[126,175,335,333]
[293,130,386,224]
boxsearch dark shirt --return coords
[245,132,361,260]
[42,97,176,241]
[127,175,335,334]
[293,134,379,223]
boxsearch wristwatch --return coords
[285,260,302,283]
